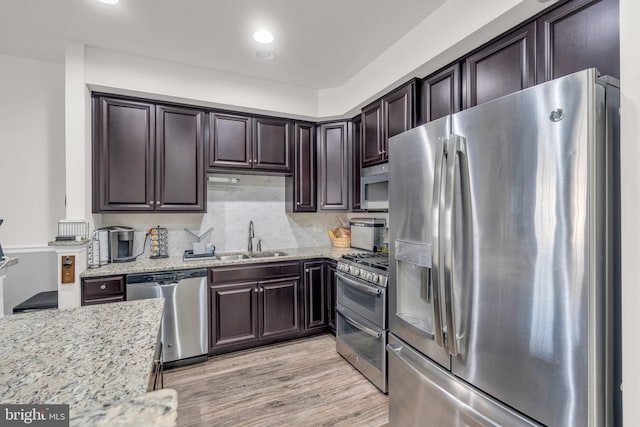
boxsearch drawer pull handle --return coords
[100,284,107,290]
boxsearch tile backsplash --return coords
[100,175,383,258]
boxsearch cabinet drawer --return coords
[83,276,125,298]
[84,295,125,306]
[210,262,300,284]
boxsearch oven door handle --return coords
[336,272,382,295]
[337,306,382,338]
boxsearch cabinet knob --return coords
[254,288,258,293]
[100,284,107,290]
[254,159,257,163]
[296,202,300,206]
[156,201,160,204]
[150,201,154,205]
[378,150,382,154]
[249,159,253,164]
[320,201,324,206]
[259,288,264,293]
[305,269,309,273]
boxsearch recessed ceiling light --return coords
[256,50,276,61]
[253,30,274,44]
[97,0,119,4]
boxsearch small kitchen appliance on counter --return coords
[96,226,136,263]
[350,218,386,252]
[183,228,216,261]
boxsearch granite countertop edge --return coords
[81,246,361,278]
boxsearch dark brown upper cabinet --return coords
[286,122,316,213]
[156,105,206,211]
[361,102,383,167]
[464,22,536,109]
[350,115,364,212]
[208,114,292,174]
[536,0,619,83]
[421,63,461,124]
[318,121,350,211]
[93,96,205,212]
[208,112,252,169]
[252,117,292,173]
[361,80,416,167]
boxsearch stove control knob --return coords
[350,267,360,276]
[371,274,379,283]
[364,272,372,282]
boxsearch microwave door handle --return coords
[431,137,447,348]
[337,307,382,338]
[336,272,382,295]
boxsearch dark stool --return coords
[13,291,58,313]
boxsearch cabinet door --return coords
[536,0,619,83]
[361,102,383,167]
[209,112,252,169]
[351,116,364,212]
[94,97,155,211]
[421,63,461,124]
[253,117,292,172]
[304,261,326,330]
[382,81,415,158]
[464,22,536,108]
[156,105,205,211]
[260,277,301,338]
[326,261,338,333]
[318,122,350,211]
[292,122,316,212]
[209,282,259,350]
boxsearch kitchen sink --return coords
[216,254,250,261]
[249,251,287,259]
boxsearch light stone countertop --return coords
[0,299,164,415]
[81,246,361,278]
[70,389,177,427]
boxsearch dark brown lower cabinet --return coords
[326,260,338,334]
[81,275,125,306]
[208,262,302,355]
[209,281,260,348]
[303,261,326,330]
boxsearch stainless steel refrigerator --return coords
[387,69,620,426]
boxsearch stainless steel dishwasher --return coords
[126,268,208,367]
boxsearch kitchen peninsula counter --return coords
[81,246,361,278]
[0,299,164,415]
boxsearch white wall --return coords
[619,0,639,424]
[0,54,65,246]
[85,47,319,120]
[317,0,555,117]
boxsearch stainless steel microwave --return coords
[361,163,389,211]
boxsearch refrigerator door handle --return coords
[443,134,471,356]
[431,137,447,348]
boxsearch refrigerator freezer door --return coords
[448,69,607,426]
[387,333,540,427]
[388,115,450,370]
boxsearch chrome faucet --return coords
[257,239,262,252]
[248,221,255,253]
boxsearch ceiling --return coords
[0,0,445,89]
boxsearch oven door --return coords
[336,304,387,392]
[336,271,386,328]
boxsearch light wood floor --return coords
[164,334,389,427]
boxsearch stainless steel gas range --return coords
[335,252,389,393]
